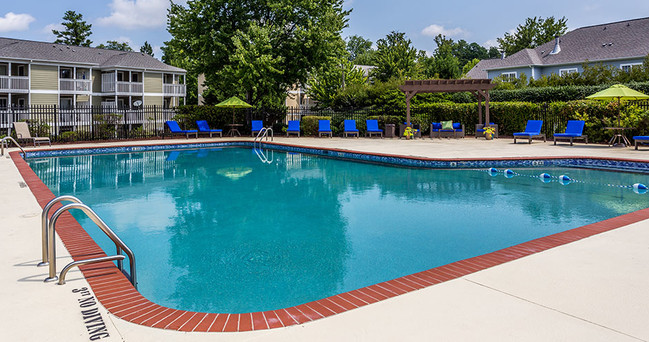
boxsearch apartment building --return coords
[0,37,186,110]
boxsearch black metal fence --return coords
[0,105,177,141]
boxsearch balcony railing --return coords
[163,84,186,96]
[102,81,143,94]
[59,79,91,93]
[0,75,29,92]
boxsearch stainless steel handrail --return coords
[45,203,137,288]
[58,255,125,285]
[254,127,273,147]
[39,196,84,267]
[0,136,26,158]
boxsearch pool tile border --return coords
[11,143,649,332]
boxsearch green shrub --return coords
[301,116,332,136]
[59,131,78,142]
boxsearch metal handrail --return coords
[254,146,274,164]
[0,136,26,158]
[39,196,83,266]
[45,203,137,288]
[58,255,125,285]
[254,127,273,147]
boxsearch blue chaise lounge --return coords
[366,119,383,138]
[513,120,546,144]
[286,120,300,137]
[166,120,198,138]
[196,120,223,138]
[553,120,587,146]
[318,120,333,137]
[344,120,359,138]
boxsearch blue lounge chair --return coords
[251,120,263,137]
[165,120,198,138]
[476,123,499,139]
[344,120,359,138]
[513,120,546,144]
[554,120,587,146]
[196,120,223,138]
[633,136,649,150]
[286,120,300,137]
[366,119,383,138]
[318,120,332,137]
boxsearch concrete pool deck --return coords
[2,137,649,341]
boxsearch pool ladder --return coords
[39,196,137,288]
[0,137,26,158]
[254,127,274,164]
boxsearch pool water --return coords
[28,147,649,313]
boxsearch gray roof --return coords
[0,37,185,73]
[465,16,649,78]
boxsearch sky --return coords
[1,0,649,59]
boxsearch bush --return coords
[59,131,78,142]
[301,116,331,136]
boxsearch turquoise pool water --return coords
[28,147,649,313]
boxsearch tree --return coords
[462,58,480,76]
[96,40,133,51]
[140,41,154,57]
[426,34,460,79]
[165,0,349,110]
[307,58,368,108]
[346,35,374,65]
[497,16,568,56]
[52,10,93,47]
[372,31,418,82]
[451,40,489,68]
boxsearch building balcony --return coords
[101,81,144,95]
[163,84,186,96]
[59,79,91,93]
[0,75,29,93]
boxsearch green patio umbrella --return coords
[586,84,649,127]
[215,96,253,126]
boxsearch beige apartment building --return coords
[0,37,186,110]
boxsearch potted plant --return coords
[483,126,496,140]
[403,126,416,140]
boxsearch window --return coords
[60,68,72,79]
[0,97,7,109]
[621,63,642,73]
[117,72,125,82]
[60,97,73,110]
[0,64,7,76]
[559,68,578,76]
[501,72,517,82]
[17,65,26,76]
[131,73,140,82]
[17,98,25,108]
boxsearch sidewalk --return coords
[1,138,648,341]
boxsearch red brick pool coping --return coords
[11,143,649,332]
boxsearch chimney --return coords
[501,50,506,59]
[550,36,561,55]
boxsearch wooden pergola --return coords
[399,79,496,126]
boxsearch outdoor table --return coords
[226,124,243,137]
[604,127,632,147]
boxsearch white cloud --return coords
[97,0,169,29]
[421,24,468,38]
[483,39,499,48]
[0,12,35,32]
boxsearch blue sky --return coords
[1,0,649,59]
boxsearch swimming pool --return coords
[27,146,649,314]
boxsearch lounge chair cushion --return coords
[442,121,453,130]
[432,122,442,130]
[452,123,462,130]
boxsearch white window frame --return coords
[0,97,7,109]
[621,63,642,73]
[559,68,578,76]
[501,72,517,82]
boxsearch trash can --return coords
[385,124,395,138]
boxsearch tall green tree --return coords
[52,10,93,47]
[165,0,349,110]
[96,40,133,51]
[497,16,568,56]
[346,35,375,65]
[140,41,154,57]
[372,31,417,82]
[451,40,489,67]
[428,35,461,79]
[307,58,368,108]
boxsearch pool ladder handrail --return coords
[253,127,274,164]
[42,198,137,288]
[0,136,26,158]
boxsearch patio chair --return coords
[13,122,51,147]
[475,123,499,139]
[553,120,587,146]
[633,136,649,150]
[286,120,300,137]
[165,120,198,139]
[344,120,359,138]
[318,120,332,137]
[251,120,263,137]
[513,120,546,144]
[196,120,223,138]
[365,119,383,138]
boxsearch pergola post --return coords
[485,90,491,125]
[405,91,416,126]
